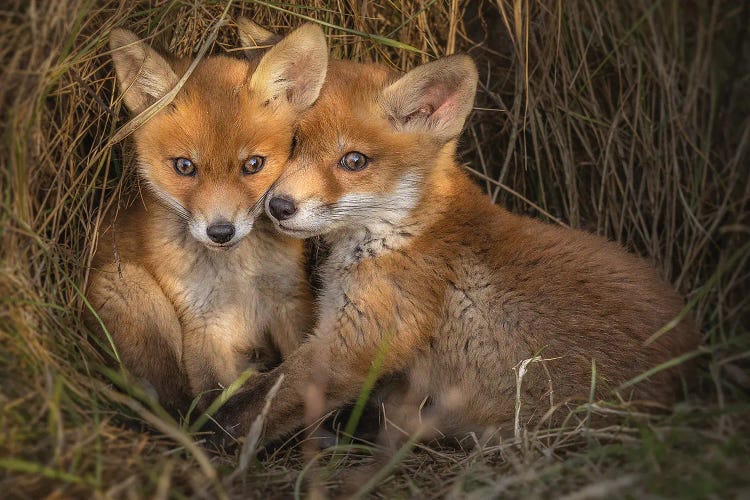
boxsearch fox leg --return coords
[215,323,419,445]
[267,288,314,359]
[85,263,190,414]
[181,291,312,407]
[182,325,253,406]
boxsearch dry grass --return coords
[1,0,749,498]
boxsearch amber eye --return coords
[339,151,369,172]
[242,155,265,175]
[173,157,196,176]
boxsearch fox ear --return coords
[249,23,328,112]
[237,18,282,55]
[380,55,477,142]
[110,29,178,113]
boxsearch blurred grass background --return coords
[1,0,748,497]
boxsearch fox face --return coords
[264,57,477,239]
[130,69,293,248]
[110,24,327,248]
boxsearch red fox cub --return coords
[216,47,699,443]
[84,24,327,412]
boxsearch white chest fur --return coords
[155,227,294,350]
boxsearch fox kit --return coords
[216,46,699,443]
[84,24,327,411]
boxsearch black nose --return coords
[206,222,235,244]
[268,196,297,221]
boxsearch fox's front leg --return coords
[215,322,414,444]
[85,263,191,414]
[268,286,315,358]
[183,295,312,408]
[182,324,254,406]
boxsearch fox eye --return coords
[339,151,368,172]
[173,157,196,176]
[242,155,265,175]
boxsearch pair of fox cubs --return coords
[86,19,698,445]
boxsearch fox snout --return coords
[267,195,297,221]
[205,220,236,244]
[263,190,322,238]
[188,207,257,249]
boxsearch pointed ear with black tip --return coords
[109,29,178,114]
[248,23,328,113]
[380,55,478,142]
[237,17,282,56]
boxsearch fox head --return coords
[109,23,327,249]
[263,55,478,238]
